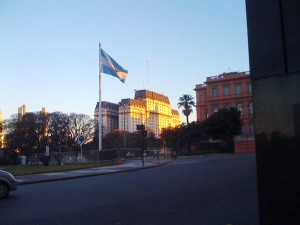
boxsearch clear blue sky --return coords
[0,0,249,122]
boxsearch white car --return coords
[0,170,18,199]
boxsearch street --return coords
[0,154,259,225]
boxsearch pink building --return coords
[194,72,255,153]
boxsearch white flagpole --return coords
[99,43,102,151]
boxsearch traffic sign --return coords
[77,135,86,145]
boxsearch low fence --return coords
[99,148,176,161]
[27,150,99,165]
[22,148,176,165]
[1,147,177,165]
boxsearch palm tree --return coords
[177,94,196,124]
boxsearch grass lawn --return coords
[0,161,121,176]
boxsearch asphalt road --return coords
[0,154,259,225]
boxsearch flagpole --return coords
[99,43,102,152]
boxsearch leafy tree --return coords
[47,112,70,165]
[161,108,242,153]
[102,129,122,149]
[4,111,96,164]
[182,121,204,152]
[146,132,156,149]
[19,113,38,157]
[4,116,21,163]
[202,107,242,140]
[160,127,175,148]
[122,131,138,149]
[4,113,38,164]
[67,113,94,151]
[48,112,70,152]
[160,125,183,149]
[177,94,196,124]
[201,107,242,152]
[186,121,204,140]
[35,111,49,152]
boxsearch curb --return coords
[13,162,123,176]
[17,162,168,186]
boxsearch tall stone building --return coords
[94,101,119,135]
[119,90,181,137]
[95,90,181,137]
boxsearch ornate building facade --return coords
[119,90,181,137]
[95,90,181,137]
[94,101,119,135]
[194,71,255,152]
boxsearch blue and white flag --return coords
[100,49,128,83]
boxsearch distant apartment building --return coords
[94,101,119,135]
[95,90,181,137]
[119,90,181,137]
[17,105,47,120]
[194,71,255,152]
[18,104,26,120]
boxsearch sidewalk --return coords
[15,160,169,185]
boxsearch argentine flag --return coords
[100,49,128,83]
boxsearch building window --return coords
[249,102,253,115]
[223,86,229,96]
[235,84,242,94]
[212,106,218,113]
[211,87,218,97]
[237,104,243,115]
[248,83,252,93]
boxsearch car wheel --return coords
[0,181,10,199]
